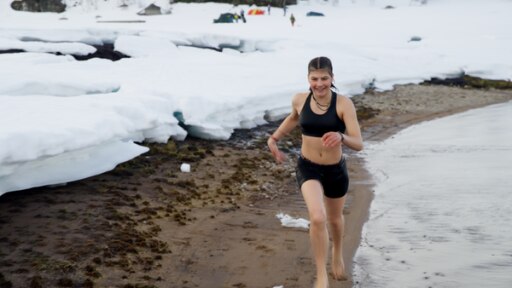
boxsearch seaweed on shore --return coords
[355,104,380,121]
[425,74,512,90]
[0,272,13,288]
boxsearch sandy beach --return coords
[1,81,512,288]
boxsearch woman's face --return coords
[308,69,333,98]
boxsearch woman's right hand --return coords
[267,137,286,164]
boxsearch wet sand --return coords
[1,83,512,288]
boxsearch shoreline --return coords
[1,84,512,288]
[340,84,512,287]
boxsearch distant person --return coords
[267,57,363,288]
[240,9,246,23]
[290,13,296,26]
[283,5,288,16]
[267,3,271,15]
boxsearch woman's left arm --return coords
[321,96,363,151]
[340,96,363,151]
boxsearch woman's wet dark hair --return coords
[308,56,337,90]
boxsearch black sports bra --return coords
[299,92,346,137]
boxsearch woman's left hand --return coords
[322,132,343,148]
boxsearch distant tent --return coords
[214,13,235,23]
[137,4,162,16]
[306,11,325,17]
[408,36,422,42]
[248,9,265,15]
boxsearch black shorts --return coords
[295,155,349,198]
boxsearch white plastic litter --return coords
[180,163,191,173]
[276,213,309,229]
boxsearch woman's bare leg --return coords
[325,196,347,280]
[301,180,329,288]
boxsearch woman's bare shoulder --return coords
[292,92,309,105]
[335,92,350,100]
[336,93,355,106]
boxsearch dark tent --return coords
[214,13,236,23]
[306,11,325,17]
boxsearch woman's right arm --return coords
[267,94,301,163]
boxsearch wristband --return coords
[338,132,344,143]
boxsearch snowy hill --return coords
[1,0,511,193]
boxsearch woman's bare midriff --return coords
[301,135,343,165]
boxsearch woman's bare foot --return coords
[314,272,329,288]
[332,248,347,281]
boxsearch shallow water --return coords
[354,101,512,288]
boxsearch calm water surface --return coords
[354,101,512,288]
